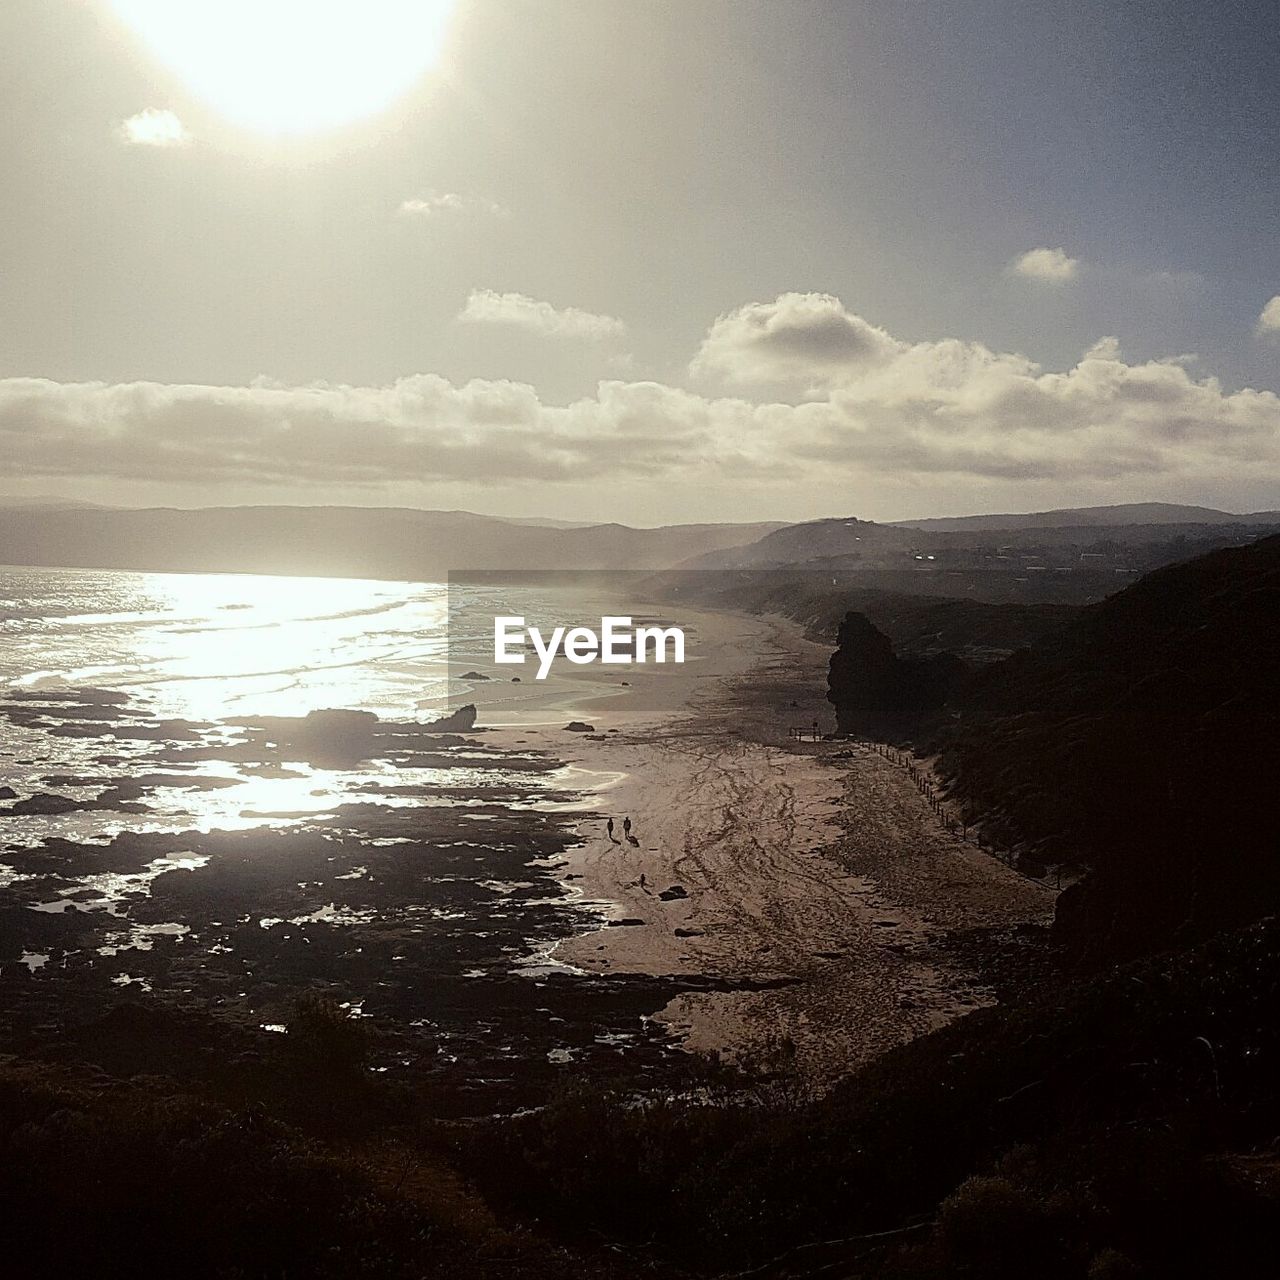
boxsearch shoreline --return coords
[490,606,1055,1083]
[0,571,1054,1101]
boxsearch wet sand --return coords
[490,610,1055,1084]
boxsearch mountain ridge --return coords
[0,504,784,579]
[888,501,1280,531]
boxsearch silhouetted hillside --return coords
[470,916,1280,1278]
[683,513,1280,605]
[889,502,1280,531]
[684,516,918,568]
[937,535,1280,963]
[657,570,1077,658]
[0,506,783,579]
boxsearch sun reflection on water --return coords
[4,568,450,722]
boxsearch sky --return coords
[1,0,1278,525]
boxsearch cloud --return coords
[1,296,1277,498]
[1258,295,1280,334]
[691,293,902,390]
[398,192,509,219]
[458,290,626,341]
[1012,247,1080,283]
[0,375,730,486]
[119,108,192,148]
[803,330,1280,482]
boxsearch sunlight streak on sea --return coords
[0,565,451,720]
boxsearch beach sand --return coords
[486,607,1055,1085]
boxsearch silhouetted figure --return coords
[622,816,632,837]
[638,872,647,891]
[606,817,615,841]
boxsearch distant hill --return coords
[682,517,919,569]
[888,502,1280,531]
[680,513,1280,606]
[489,515,605,530]
[935,534,1280,963]
[0,505,783,579]
[0,496,109,511]
[685,509,1280,570]
[655,569,1077,657]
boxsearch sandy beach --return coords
[488,606,1055,1084]
[0,577,1052,1102]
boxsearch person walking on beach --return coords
[607,817,615,841]
[622,816,632,838]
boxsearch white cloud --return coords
[1012,246,1080,283]
[398,192,509,219]
[0,375,726,486]
[458,290,626,341]
[119,108,192,148]
[804,329,1280,482]
[691,292,902,390]
[2,296,1277,498]
[1258,295,1280,334]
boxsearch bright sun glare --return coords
[106,0,457,136]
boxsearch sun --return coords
[106,0,457,137]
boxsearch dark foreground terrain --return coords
[7,910,1279,1278]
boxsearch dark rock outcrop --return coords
[225,708,381,765]
[827,612,965,739]
[423,705,478,732]
[2,791,82,816]
[294,708,378,761]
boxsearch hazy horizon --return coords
[2,492,1280,532]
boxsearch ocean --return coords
[0,564,685,1107]
[0,564,451,721]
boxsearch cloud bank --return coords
[2,294,1277,498]
[1259,295,1280,334]
[458,290,626,341]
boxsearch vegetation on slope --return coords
[465,918,1280,1277]
[938,534,1280,962]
